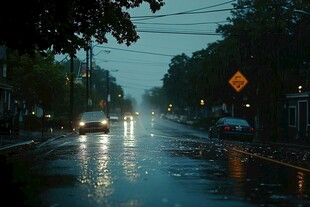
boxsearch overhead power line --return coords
[134,20,229,26]
[96,45,175,57]
[95,58,168,66]
[132,8,234,21]
[137,29,222,36]
[178,0,236,13]
[132,0,236,21]
[94,57,168,66]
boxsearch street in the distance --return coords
[1,114,309,207]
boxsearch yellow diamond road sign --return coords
[228,70,248,92]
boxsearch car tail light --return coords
[223,126,231,131]
[249,127,254,132]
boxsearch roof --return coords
[286,91,310,99]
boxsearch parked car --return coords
[109,113,119,122]
[208,117,254,141]
[79,111,110,135]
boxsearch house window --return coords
[288,106,296,127]
[8,92,11,110]
[308,101,310,125]
[2,64,7,78]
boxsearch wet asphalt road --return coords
[0,115,309,207]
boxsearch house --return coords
[0,46,18,135]
[286,91,309,143]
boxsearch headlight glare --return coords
[101,120,108,125]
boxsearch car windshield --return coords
[225,118,249,126]
[81,111,105,121]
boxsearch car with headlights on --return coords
[208,117,254,141]
[79,111,110,135]
[123,112,134,121]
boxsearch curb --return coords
[0,132,76,155]
[0,140,36,156]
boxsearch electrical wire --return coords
[132,8,234,21]
[96,45,175,57]
[133,20,229,26]
[93,57,168,66]
[136,29,221,36]
[132,0,236,21]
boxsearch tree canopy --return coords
[0,0,165,56]
[7,50,66,112]
[143,0,310,140]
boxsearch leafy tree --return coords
[59,58,125,115]
[162,53,190,114]
[142,86,166,113]
[158,0,310,141]
[216,0,310,140]
[90,66,124,112]
[108,76,124,113]
[7,50,66,113]
[0,0,165,56]
[122,95,135,114]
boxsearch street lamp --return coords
[200,99,205,106]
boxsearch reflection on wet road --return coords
[161,139,309,206]
[2,115,310,207]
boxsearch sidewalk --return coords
[0,129,73,154]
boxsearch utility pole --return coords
[70,53,74,131]
[89,42,93,111]
[86,47,89,111]
[106,70,110,118]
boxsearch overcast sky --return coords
[57,0,234,105]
